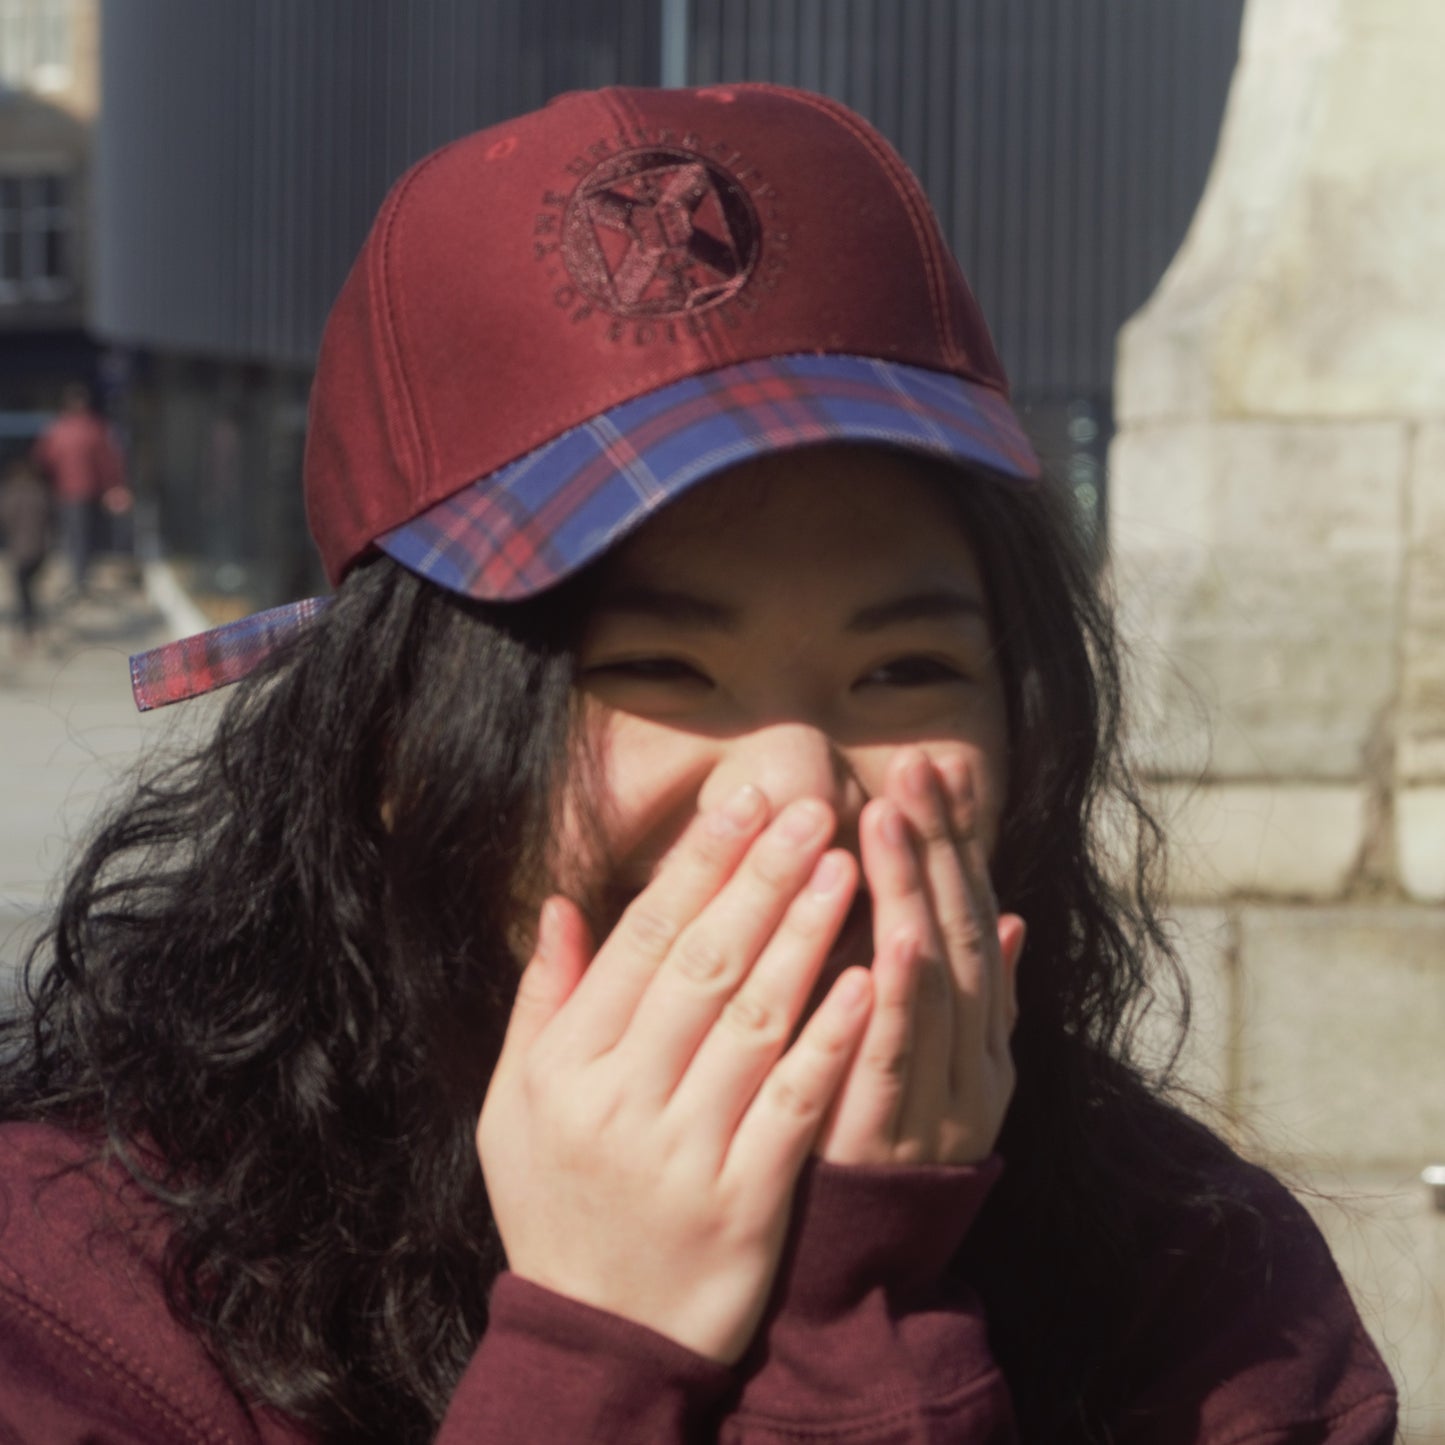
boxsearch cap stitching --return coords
[374,146,459,503]
[770,85,959,369]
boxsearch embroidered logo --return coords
[534,131,788,345]
[559,147,760,319]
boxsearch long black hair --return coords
[0,457,1243,1442]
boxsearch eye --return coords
[856,656,967,689]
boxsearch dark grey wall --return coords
[96,0,660,366]
[96,0,1241,399]
[688,0,1243,400]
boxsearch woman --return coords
[0,84,1394,1443]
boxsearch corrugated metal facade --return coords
[97,0,660,366]
[93,0,1242,603]
[98,0,1241,396]
[689,0,1242,400]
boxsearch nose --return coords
[696,724,865,848]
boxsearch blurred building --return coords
[0,0,100,419]
[93,0,1244,615]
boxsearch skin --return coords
[477,445,1027,1365]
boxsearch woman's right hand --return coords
[476,788,873,1366]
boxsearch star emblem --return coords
[563,149,759,318]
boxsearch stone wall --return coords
[1109,0,1445,1437]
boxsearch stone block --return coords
[1117,0,1445,424]
[1237,906,1445,1170]
[1111,421,1405,780]
[1151,782,1366,901]
[1400,426,1445,783]
[1398,789,1445,903]
[1299,1166,1445,1445]
[1129,906,1236,1116]
[1411,423,1445,548]
[1110,421,1407,554]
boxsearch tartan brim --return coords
[375,353,1039,600]
[130,597,332,712]
[130,352,1038,711]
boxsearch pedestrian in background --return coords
[0,456,51,657]
[31,383,127,598]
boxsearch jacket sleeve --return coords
[436,1274,733,1442]
[723,1156,1018,1443]
[437,1159,1015,1445]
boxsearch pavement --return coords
[0,558,216,984]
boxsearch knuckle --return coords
[765,1073,821,1122]
[672,934,735,986]
[891,1136,928,1166]
[747,842,806,890]
[942,915,988,956]
[860,1039,911,1083]
[622,903,681,959]
[721,991,785,1044]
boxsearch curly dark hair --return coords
[0,457,1243,1442]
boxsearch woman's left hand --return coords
[816,750,1025,1166]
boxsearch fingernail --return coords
[809,852,848,895]
[709,784,765,835]
[777,799,827,843]
[902,752,932,799]
[879,805,907,846]
[833,969,870,1010]
[940,756,970,799]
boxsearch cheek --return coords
[561,709,715,898]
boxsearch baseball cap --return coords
[130,82,1040,711]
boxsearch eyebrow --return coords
[591,583,987,633]
[591,585,740,630]
[845,588,988,633]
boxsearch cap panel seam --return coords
[373,147,456,504]
[773,85,959,370]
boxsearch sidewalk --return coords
[0,559,215,982]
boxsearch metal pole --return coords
[660,0,689,87]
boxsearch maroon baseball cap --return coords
[130,82,1040,710]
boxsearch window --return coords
[0,0,72,94]
[0,171,72,302]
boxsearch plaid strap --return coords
[129,597,331,711]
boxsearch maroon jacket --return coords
[0,1123,1395,1442]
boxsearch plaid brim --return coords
[129,352,1038,711]
[376,353,1039,599]
[130,597,331,711]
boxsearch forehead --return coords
[599,446,987,595]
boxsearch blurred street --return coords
[0,558,203,987]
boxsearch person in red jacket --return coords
[0,86,1396,1443]
[31,383,128,597]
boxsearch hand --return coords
[817,751,1024,1167]
[477,789,873,1364]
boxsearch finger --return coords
[619,799,835,1095]
[493,896,593,1077]
[726,966,872,1185]
[894,753,992,992]
[996,913,1026,1042]
[860,798,952,1138]
[891,754,1004,1094]
[671,847,857,1151]
[553,784,769,1058]
[816,921,921,1163]
[933,756,1008,1051]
